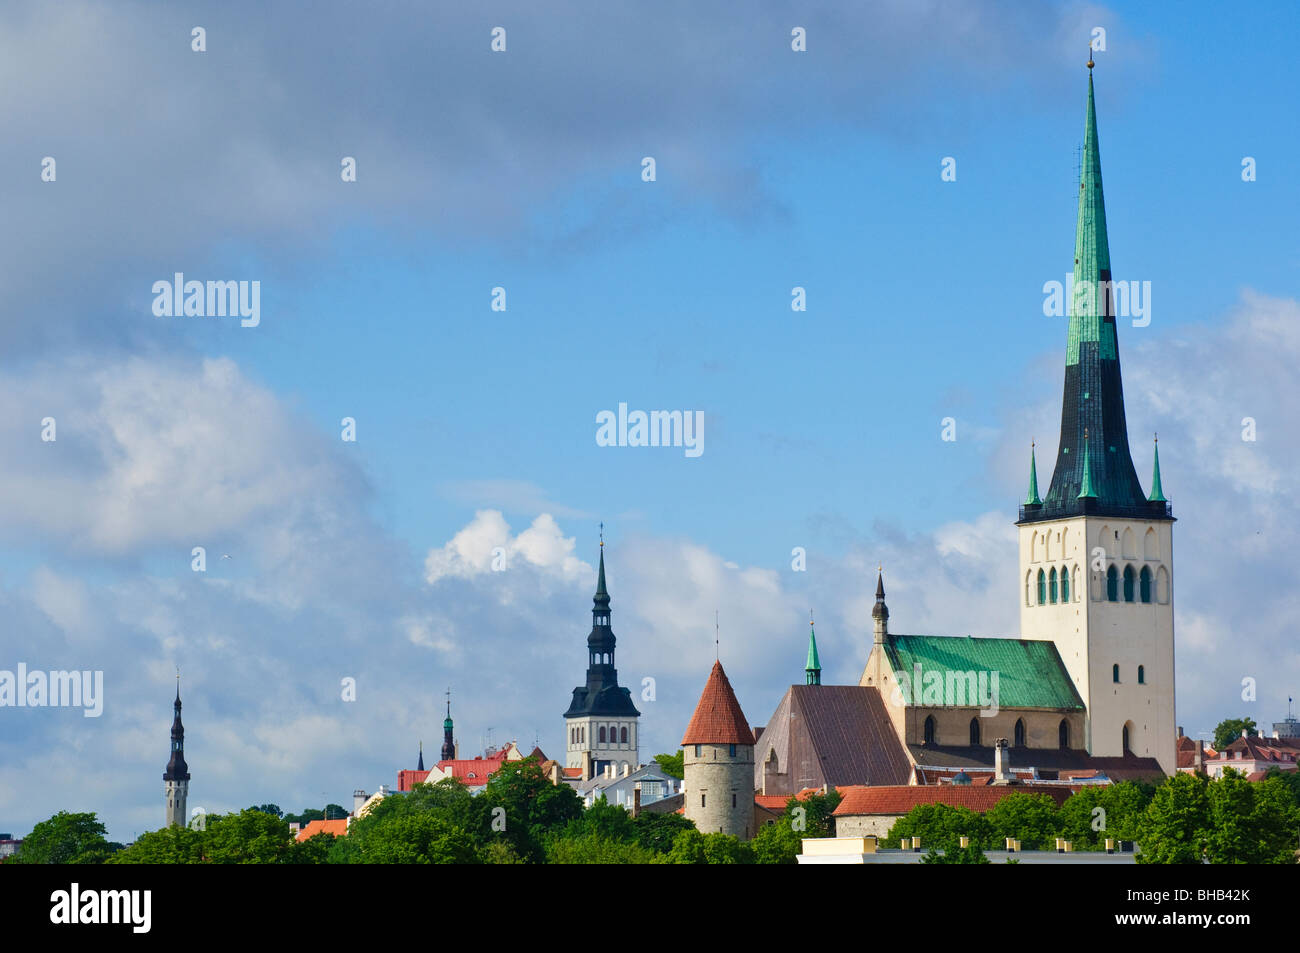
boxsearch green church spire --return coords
[1077,429,1097,499]
[1025,442,1042,505]
[1148,434,1166,502]
[805,613,821,686]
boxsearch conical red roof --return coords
[681,661,755,746]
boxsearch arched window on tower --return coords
[1061,565,1070,602]
[1113,663,1120,683]
[1138,665,1145,685]
[1139,566,1152,603]
[620,726,628,744]
[1123,565,1136,602]
[599,726,607,744]
[1014,719,1026,747]
[1122,723,1132,754]
[1037,569,1046,605]
[924,716,936,745]
[1059,719,1069,749]
[1106,565,1119,601]
[1049,567,1058,604]
[969,717,980,746]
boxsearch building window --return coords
[969,717,980,746]
[1059,719,1069,749]
[599,726,607,744]
[1137,665,1145,685]
[924,716,936,745]
[1061,566,1070,602]
[1122,724,1131,754]
[694,744,701,757]
[1123,565,1136,602]
[728,743,736,757]
[1014,719,1026,747]
[1037,569,1046,605]
[620,726,628,744]
[732,793,737,808]
[1139,566,1152,603]
[1049,567,1058,604]
[1106,565,1119,601]
[701,794,706,808]
[1113,663,1120,683]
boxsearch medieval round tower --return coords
[682,660,755,839]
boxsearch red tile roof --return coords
[681,661,755,746]
[753,795,790,811]
[562,767,583,778]
[833,784,1073,816]
[296,818,348,842]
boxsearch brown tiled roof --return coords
[833,784,1073,816]
[681,661,755,746]
[752,685,912,795]
[907,744,1165,782]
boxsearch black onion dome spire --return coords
[564,539,640,719]
[163,679,190,782]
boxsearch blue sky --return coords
[0,1,1297,841]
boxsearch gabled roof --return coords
[296,818,349,842]
[681,661,754,746]
[884,634,1085,710]
[833,784,1074,816]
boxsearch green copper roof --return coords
[805,621,821,685]
[1025,444,1042,505]
[1077,431,1096,499]
[883,634,1085,710]
[1067,71,1116,366]
[1148,437,1166,502]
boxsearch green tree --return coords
[203,809,296,864]
[984,792,1060,850]
[342,812,479,863]
[1058,781,1149,849]
[790,789,841,837]
[285,832,334,864]
[247,803,283,818]
[544,832,663,864]
[108,826,205,864]
[653,750,684,780]
[11,811,112,864]
[751,818,802,864]
[630,810,695,854]
[1263,767,1300,808]
[1136,772,1210,864]
[1213,718,1257,750]
[1204,771,1299,864]
[564,795,635,843]
[883,803,992,852]
[480,757,582,861]
[666,829,753,864]
[920,843,989,864]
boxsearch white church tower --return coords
[163,677,191,829]
[1017,59,1176,776]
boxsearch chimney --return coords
[582,750,593,782]
[993,739,1013,784]
[632,783,642,819]
[1194,740,1203,771]
[353,789,367,815]
[622,763,630,778]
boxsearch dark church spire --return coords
[441,689,456,761]
[163,674,190,783]
[563,537,640,719]
[417,740,424,772]
[1025,60,1171,525]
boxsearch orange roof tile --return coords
[296,818,349,842]
[833,784,1073,816]
[681,661,755,746]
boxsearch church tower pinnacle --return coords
[163,673,191,829]
[805,612,821,686]
[563,532,640,779]
[441,690,456,761]
[1016,60,1176,776]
